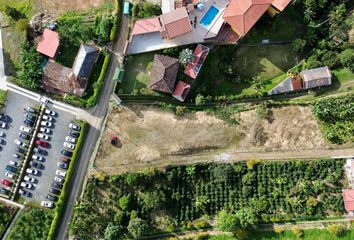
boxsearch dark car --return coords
[24,119,35,127]
[29,161,43,169]
[19,132,30,140]
[57,162,68,170]
[5,165,17,173]
[49,188,61,195]
[51,182,63,189]
[15,147,26,154]
[46,194,58,202]
[25,107,38,114]
[69,130,80,138]
[0,188,9,194]
[33,147,47,155]
[0,114,7,122]
[25,114,36,122]
[61,149,72,157]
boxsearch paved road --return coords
[56,14,130,240]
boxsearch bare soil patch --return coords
[94,104,344,175]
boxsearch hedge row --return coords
[109,0,120,41]
[46,121,88,240]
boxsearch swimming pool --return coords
[200,5,220,28]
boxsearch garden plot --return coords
[95,105,332,175]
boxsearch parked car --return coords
[24,119,34,127]
[41,121,52,127]
[51,182,63,189]
[0,131,5,137]
[15,147,26,154]
[69,123,80,131]
[5,165,17,173]
[9,161,19,167]
[44,109,57,116]
[46,194,58,201]
[41,201,54,208]
[0,122,7,129]
[0,178,12,186]
[57,162,68,170]
[65,136,77,144]
[14,139,27,148]
[0,114,6,122]
[24,175,36,183]
[63,142,75,150]
[49,188,61,195]
[25,113,36,122]
[54,176,64,183]
[26,168,39,175]
[25,107,38,114]
[0,188,9,194]
[36,140,49,148]
[59,156,70,163]
[19,132,31,140]
[13,153,21,159]
[40,127,51,134]
[19,188,31,197]
[61,149,72,157]
[37,133,49,140]
[5,172,14,179]
[20,182,32,189]
[20,126,32,134]
[33,147,47,155]
[0,138,4,144]
[32,155,44,162]
[29,161,43,169]
[55,170,66,177]
[42,115,53,122]
[69,130,80,138]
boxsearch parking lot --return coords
[0,91,76,204]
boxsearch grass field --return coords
[332,68,354,84]
[56,43,80,68]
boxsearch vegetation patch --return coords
[70,159,345,239]
[7,207,53,240]
[0,91,7,106]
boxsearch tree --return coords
[186,165,196,176]
[251,75,266,96]
[235,208,258,229]
[96,15,113,43]
[217,210,239,231]
[125,172,140,186]
[139,190,165,211]
[104,223,123,240]
[16,19,29,32]
[127,217,147,238]
[326,224,346,237]
[292,39,307,53]
[179,48,195,65]
[292,226,304,238]
[118,194,132,211]
[194,195,209,212]
[339,49,354,71]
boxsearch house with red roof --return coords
[343,189,354,214]
[160,7,193,39]
[131,17,161,36]
[184,44,210,79]
[172,81,191,102]
[36,29,60,59]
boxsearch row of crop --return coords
[46,121,88,240]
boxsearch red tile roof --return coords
[184,44,210,79]
[271,0,291,11]
[223,0,272,36]
[343,189,354,212]
[172,81,191,102]
[36,29,60,59]
[131,17,161,35]
[160,7,192,39]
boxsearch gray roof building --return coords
[72,44,100,81]
[300,66,332,89]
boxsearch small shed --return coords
[113,67,125,83]
[300,66,332,89]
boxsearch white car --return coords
[63,142,75,150]
[0,131,4,137]
[69,123,80,131]
[24,175,36,183]
[44,109,56,117]
[37,133,49,140]
[41,201,54,208]
[54,176,64,183]
[20,182,32,189]
[0,122,6,129]
[41,121,52,127]
[42,115,53,122]
[65,136,77,144]
[55,170,66,177]
[14,139,27,148]
[40,127,51,134]
[5,172,14,179]
[32,155,44,162]
[26,168,39,175]
[13,153,21,159]
[20,126,32,134]
[9,161,18,166]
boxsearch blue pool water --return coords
[200,6,220,28]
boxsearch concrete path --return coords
[0,28,7,90]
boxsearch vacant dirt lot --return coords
[93,104,352,175]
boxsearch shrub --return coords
[273,226,284,234]
[179,48,195,65]
[246,159,261,170]
[194,233,210,240]
[234,228,249,240]
[127,217,147,238]
[118,194,132,211]
[195,94,206,105]
[175,106,186,116]
[16,19,29,32]
[339,49,354,71]
[292,226,303,238]
[194,220,210,229]
[326,224,346,237]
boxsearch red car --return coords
[0,178,12,187]
[59,156,70,163]
[35,140,49,148]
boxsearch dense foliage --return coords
[18,40,43,90]
[312,96,354,144]
[70,159,345,239]
[0,203,14,235]
[8,208,53,240]
[132,1,161,20]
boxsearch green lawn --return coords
[56,43,80,68]
[0,0,33,17]
[332,68,354,84]
[118,52,155,94]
